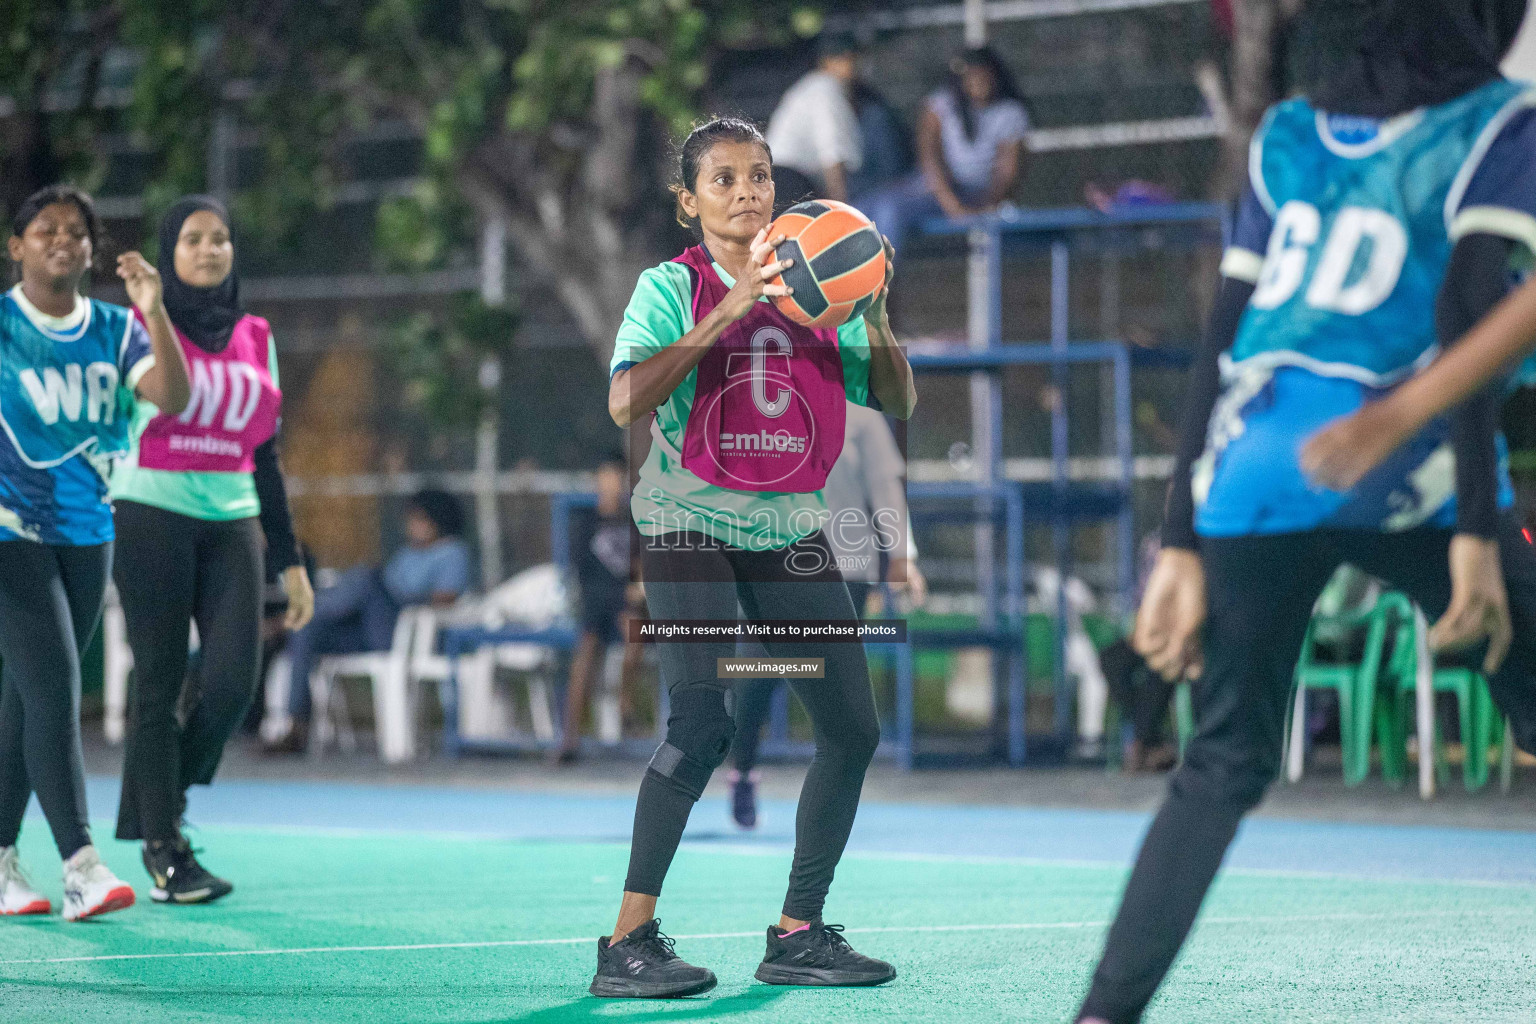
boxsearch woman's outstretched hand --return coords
[116,252,164,317]
[719,227,795,323]
[283,565,316,631]
[1431,534,1513,674]
[1132,548,1207,683]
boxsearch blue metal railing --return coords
[901,202,1226,758]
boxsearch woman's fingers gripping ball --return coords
[750,227,794,298]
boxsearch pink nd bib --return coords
[135,312,281,473]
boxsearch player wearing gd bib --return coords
[1077,3,1536,1022]
[0,186,190,922]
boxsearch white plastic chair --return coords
[310,605,465,763]
[453,565,566,746]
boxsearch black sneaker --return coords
[589,919,717,998]
[754,921,896,987]
[143,836,233,905]
[730,770,758,830]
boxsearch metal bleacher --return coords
[893,201,1225,766]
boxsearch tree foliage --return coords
[2,0,817,360]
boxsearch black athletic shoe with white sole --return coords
[755,921,896,986]
[589,919,717,998]
[143,837,233,905]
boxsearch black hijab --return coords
[1303,0,1527,118]
[159,195,242,352]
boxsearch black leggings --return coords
[0,540,111,859]
[1079,517,1536,1023]
[113,501,264,842]
[627,531,879,922]
[731,580,874,775]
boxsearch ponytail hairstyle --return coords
[669,117,772,234]
[10,184,106,283]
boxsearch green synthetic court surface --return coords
[5,824,1535,1023]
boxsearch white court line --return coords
[0,909,1526,967]
[180,824,1536,892]
[686,842,1536,892]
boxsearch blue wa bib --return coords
[0,289,145,544]
[1197,80,1532,537]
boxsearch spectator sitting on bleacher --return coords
[765,32,863,208]
[863,45,1030,255]
[264,489,473,753]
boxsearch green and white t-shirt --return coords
[611,257,875,551]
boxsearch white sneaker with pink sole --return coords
[0,846,49,916]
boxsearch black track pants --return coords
[1079,517,1536,1023]
[731,580,873,775]
[0,540,111,858]
[113,501,263,842]
[625,531,879,922]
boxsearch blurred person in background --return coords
[726,402,926,830]
[863,45,1031,255]
[553,450,647,764]
[264,489,471,753]
[111,196,313,905]
[846,77,915,204]
[766,32,863,208]
[1032,563,1113,760]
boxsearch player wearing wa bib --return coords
[1076,5,1536,1022]
[0,186,189,923]
[0,285,151,544]
[109,197,309,905]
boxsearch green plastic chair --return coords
[1375,604,1507,792]
[1286,592,1398,786]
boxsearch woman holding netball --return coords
[0,185,189,920]
[592,117,914,998]
[111,196,314,904]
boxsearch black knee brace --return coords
[646,685,736,801]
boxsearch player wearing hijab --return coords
[0,185,190,920]
[110,196,313,904]
[1077,3,1536,1021]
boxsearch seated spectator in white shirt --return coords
[863,46,1031,254]
[766,33,863,207]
